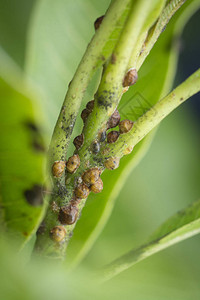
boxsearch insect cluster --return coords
[50,16,138,244]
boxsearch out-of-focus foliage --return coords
[0,0,199,299]
[0,55,47,248]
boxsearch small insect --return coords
[119,120,133,133]
[107,131,120,143]
[82,167,101,185]
[123,68,138,87]
[124,145,134,155]
[86,100,94,112]
[107,109,120,129]
[104,157,120,170]
[73,133,84,150]
[66,154,80,174]
[75,183,90,199]
[58,205,78,225]
[91,178,103,193]
[94,15,104,30]
[81,108,90,123]
[50,226,66,242]
[52,160,66,178]
[99,130,107,142]
[92,140,100,154]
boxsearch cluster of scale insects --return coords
[49,16,138,244]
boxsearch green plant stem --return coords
[78,0,155,160]
[136,0,186,70]
[128,0,166,68]
[34,0,132,258]
[101,68,200,159]
[47,0,131,168]
[99,199,200,282]
[34,0,156,259]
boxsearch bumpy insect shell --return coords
[107,131,120,143]
[82,167,101,185]
[92,141,100,154]
[94,15,104,30]
[107,109,120,130]
[73,134,84,150]
[91,178,103,193]
[52,160,66,178]
[75,183,90,199]
[66,154,80,173]
[50,226,66,242]
[58,205,78,225]
[123,68,138,87]
[119,120,133,133]
[104,157,120,170]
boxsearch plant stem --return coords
[136,0,186,70]
[99,199,200,282]
[48,0,131,168]
[101,68,200,158]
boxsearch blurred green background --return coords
[0,0,200,299]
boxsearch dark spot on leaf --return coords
[25,121,39,132]
[24,184,44,206]
[32,140,46,152]
[23,232,28,236]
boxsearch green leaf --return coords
[65,0,200,267]
[101,199,200,281]
[0,52,47,249]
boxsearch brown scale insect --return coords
[81,100,94,123]
[58,205,78,225]
[124,145,134,155]
[99,130,107,142]
[66,154,80,174]
[107,109,120,129]
[52,160,66,178]
[94,15,104,30]
[82,167,101,185]
[81,108,90,123]
[123,68,138,87]
[119,120,133,133]
[92,140,100,154]
[86,100,94,112]
[104,157,120,170]
[75,183,90,199]
[50,226,66,242]
[91,178,103,193]
[73,133,84,150]
[107,131,120,143]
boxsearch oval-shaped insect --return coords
[58,205,78,225]
[123,68,138,87]
[82,167,101,185]
[94,15,104,30]
[73,134,84,150]
[50,226,66,242]
[75,183,90,199]
[119,120,133,133]
[107,131,120,143]
[104,157,120,170]
[91,178,103,193]
[107,109,120,129]
[52,161,66,178]
[86,100,94,112]
[66,154,80,174]
[92,141,100,154]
